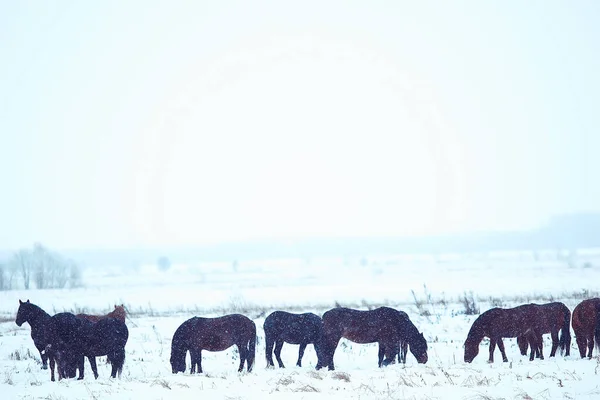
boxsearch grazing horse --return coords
[170,314,256,374]
[316,307,428,371]
[463,303,570,363]
[572,298,600,358]
[15,300,52,369]
[45,313,128,381]
[263,311,325,368]
[515,302,571,359]
[76,304,127,324]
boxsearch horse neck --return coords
[401,318,421,343]
[26,305,51,326]
[465,317,486,346]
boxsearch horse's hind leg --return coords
[265,336,275,368]
[274,340,285,368]
[237,344,248,373]
[297,342,307,367]
[550,331,559,357]
[378,344,385,367]
[587,333,594,358]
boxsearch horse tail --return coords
[594,304,600,354]
[247,326,256,372]
[109,348,126,378]
[559,304,572,356]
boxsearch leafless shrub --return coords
[151,378,171,390]
[293,384,319,392]
[459,291,480,315]
[331,371,351,382]
[277,375,295,386]
[307,371,323,380]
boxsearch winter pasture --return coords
[2,249,600,400]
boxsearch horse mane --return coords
[21,301,51,322]
[465,308,498,345]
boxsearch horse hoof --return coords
[42,365,48,370]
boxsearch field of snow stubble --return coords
[2,250,600,399]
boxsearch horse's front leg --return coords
[189,349,198,373]
[274,340,285,368]
[399,340,408,364]
[49,354,56,382]
[587,333,594,358]
[297,342,307,367]
[488,338,497,363]
[197,350,203,373]
[496,338,508,362]
[38,348,48,370]
[88,355,98,379]
[378,343,385,367]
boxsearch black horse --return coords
[45,312,128,381]
[263,311,325,368]
[15,299,52,369]
[170,314,256,374]
[316,307,428,371]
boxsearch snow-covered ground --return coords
[2,250,600,399]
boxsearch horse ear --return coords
[19,299,22,304]
[26,299,30,303]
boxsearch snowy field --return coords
[2,249,600,399]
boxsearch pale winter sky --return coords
[1,1,598,250]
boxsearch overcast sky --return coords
[1,1,599,250]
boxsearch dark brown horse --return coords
[76,304,126,324]
[15,300,52,369]
[572,298,600,358]
[45,312,129,381]
[316,307,428,371]
[515,302,571,358]
[464,303,570,363]
[263,311,325,368]
[170,314,256,374]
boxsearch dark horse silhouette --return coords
[515,302,571,359]
[170,314,256,374]
[464,303,571,363]
[76,304,127,324]
[15,300,52,369]
[263,311,325,368]
[572,298,600,358]
[316,307,428,371]
[45,312,128,381]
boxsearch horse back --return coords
[573,298,600,335]
[188,314,255,352]
[322,307,401,344]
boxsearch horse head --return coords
[15,299,32,326]
[463,338,479,363]
[409,331,428,364]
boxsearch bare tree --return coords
[13,249,33,290]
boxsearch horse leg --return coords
[382,342,399,366]
[190,349,198,373]
[297,342,307,367]
[576,335,587,358]
[378,344,385,367]
[265,336,275,368]
[38,347,48,370]
[197,350,203,373]
[550,331,559,357]
[49,353,56,382]
[326,337,341,371]
[399,340,408,364]
[517,336,528,356]
[88,355,98,379]
[587,333,595,359]
[237,344,247,373]
[487,338,497,363]
[274,340,285,368]
[496,338,508,362]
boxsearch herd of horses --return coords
[13,298,600,381]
